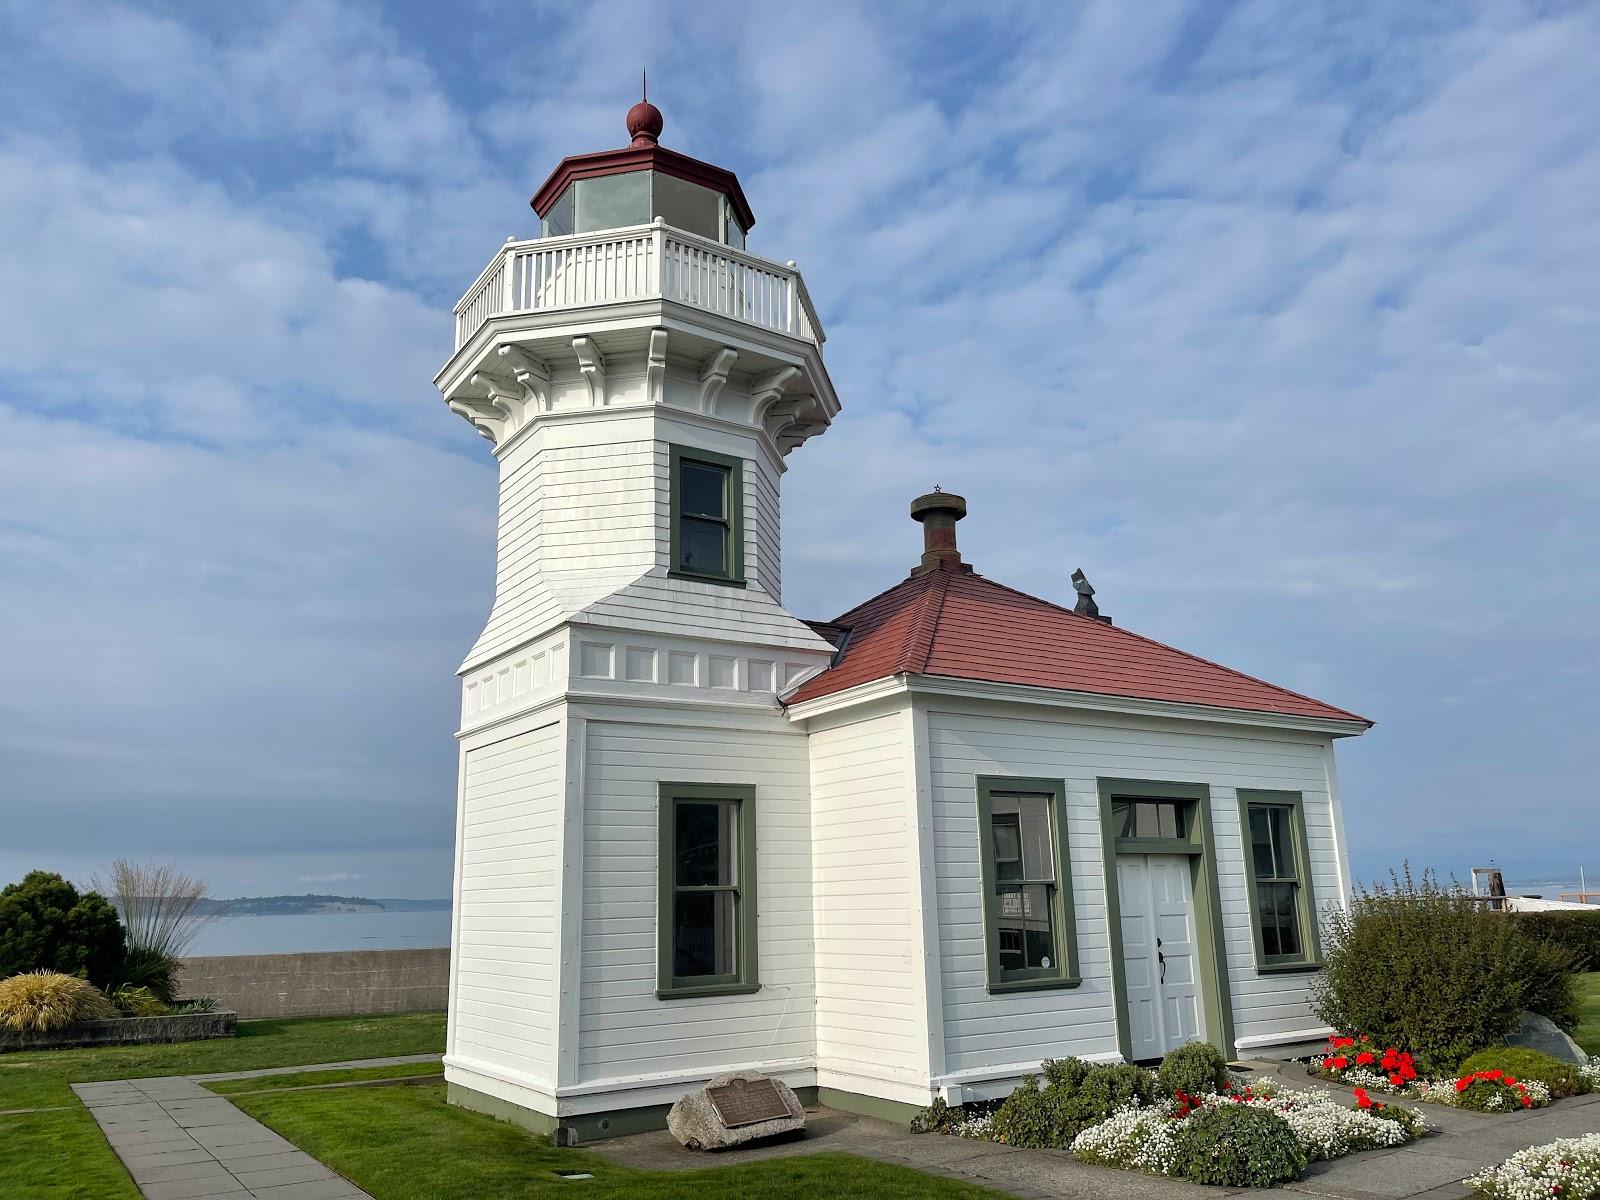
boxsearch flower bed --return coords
[1314,1034,1419,1093]
[1467,1132,1600,1200]
[1414,1071,1551,1112]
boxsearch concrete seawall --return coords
[177,948,449,1019]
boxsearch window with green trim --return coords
[657,783,758,998]
[1240,792,1321,970]
[976,778,1080,992]
[669,445,743,585]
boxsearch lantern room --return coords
[529,100,755,247]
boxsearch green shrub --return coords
[107,944,182,1005]
[108,985,169,1017]
[990,1058,1159,1149]
[1509,911,1600,970]
[1312,866,1576,1072]
[1459,1048,1587,1099]
[1157,1041,1229,1098]
[0,872,126,988]
[1515,939,1580,1032]
[0,970,120,1032]
[1172,1103,1306,1187]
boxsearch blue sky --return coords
[1,0,1595,898]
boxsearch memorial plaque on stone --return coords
[707,1076,790,1128]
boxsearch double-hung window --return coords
[657,783,758,998]
[669,445,743,585]
[976,777,1080,992]
[1239,791,1320,970]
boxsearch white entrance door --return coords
[1117,854,1204,1060]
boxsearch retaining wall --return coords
[177,948,450,1019]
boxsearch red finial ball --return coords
[626,100,663,147]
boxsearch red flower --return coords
[1353,1088,1373,1110]
[1455,1077,1472,1093]
[1329,1056,1349,1070]
[1356,1051,1376,1066]
[1522,1096,1533,1108]
[1389,1074,1405,1088]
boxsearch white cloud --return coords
[0,0,1596,892]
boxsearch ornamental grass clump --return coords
[1157,1041,1230,1099]
[1467,1133,1600,1200]
[0,969,119,1032]
[1171,1103,1306,1188]
[1313,866,1578,1073]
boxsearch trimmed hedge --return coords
[1172,1104,1306,1187]
[1510,911,1600,972]
[1157,1041,1229,1098]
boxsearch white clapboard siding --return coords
[452,721,564,1084]
[577,719,816,1082]
[807,708,924,1082]
[926,705,1339,1073]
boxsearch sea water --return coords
[185,909,452,956]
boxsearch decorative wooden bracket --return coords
[697,348,739,414]
[447,391,506,442]
[497,344,551,413]
[471,369,527,428]
[572,336,606,407]
[749,365,802,425]
[646,329,669,407]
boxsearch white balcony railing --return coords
[452,221,824,350]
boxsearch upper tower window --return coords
[670,445,743,586]
[531,100,753,249]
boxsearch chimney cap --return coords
[910,489,967,523]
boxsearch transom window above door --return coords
[1109,799,1186,840]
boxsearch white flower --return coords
[1467,1133,1600,1200]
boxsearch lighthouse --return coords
[436,99,840,1141]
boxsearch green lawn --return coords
[0,1011,444,1111]
[205,1060,443,1096]
[0,1012,444,1200]
[1577,971,1600,1055]
[240,1082,999,1200]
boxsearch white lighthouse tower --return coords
[436,99,839,1141]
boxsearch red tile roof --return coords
[785,561,1369,724]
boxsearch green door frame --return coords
[1096,778,1236,1062]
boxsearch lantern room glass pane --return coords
[653,171,722,240]
[576,172,650,232]
[543,186,574,237]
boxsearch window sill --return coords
[656,982,761,1001]
[986,975,1082,995]
[1253,960,1324,975]
[667,569,746,589]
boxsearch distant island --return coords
[197,894,452,916]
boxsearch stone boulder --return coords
[667,1071,805,1151]
[1507,1011,1588,1065]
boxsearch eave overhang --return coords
[783,672,1374,738]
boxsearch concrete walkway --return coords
[590,1063,1600,1200]
[72,1062,441,1200]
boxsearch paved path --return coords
[70,1056,445,1200]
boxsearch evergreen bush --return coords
[1312,866,1576,1072]
[1172,1103,1306,1187]
[1157,1041,1229,1098]
[1459,1048,1587,1099]
[990,1057,1159,1149]
[0,871,125,987]
[1509,911,1600,970]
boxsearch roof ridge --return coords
[896,569,951,675]
[951,570,1369,725]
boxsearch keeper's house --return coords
[434,99,1370,1144]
